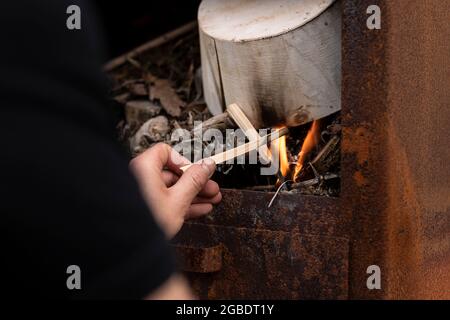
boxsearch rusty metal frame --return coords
[106,0,450,300]
[342,0,450,299]
[174,0,450,300]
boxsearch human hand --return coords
[129,143,222,238]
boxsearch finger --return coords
[130,144,191,195]
[162,170,179,187]
[140,143,191,174]
[165,147,191,174]
[197,180,220,198]
[192,192,222,205]
[129,143,172,192]
[186,203,213,219]
[170,159,216,205]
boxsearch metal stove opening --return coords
[110,27,341,197]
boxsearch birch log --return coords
[199,0,341,129]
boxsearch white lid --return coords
[199,0,336,42]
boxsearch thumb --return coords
[171,158,216,205]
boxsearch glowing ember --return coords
[293,120,320,181]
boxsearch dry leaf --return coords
[147,74,186,117]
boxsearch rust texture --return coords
[341,0,389,300]
[171,244,223,273]
[173,190,347,299]
[342,0,450,299]
[384,0,450,299]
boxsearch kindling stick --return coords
[180,127,289,172]
[226,103,272,164]
[104,21,197,71]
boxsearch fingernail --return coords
[201,158,216,176]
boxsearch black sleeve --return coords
[0,0,175,299]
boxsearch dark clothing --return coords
[0,0,174,299]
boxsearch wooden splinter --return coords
[180,127,289,172]
[226,103,271,164]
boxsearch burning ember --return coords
[275,120,321,183]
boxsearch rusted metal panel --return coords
[341,0,389,300]
[181,190,345,235]
[172,244,223,273]
[107,0,450,300]
[342,0,450,299]
[383,0,450,300]
[173,190,348,299]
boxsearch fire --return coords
[278,135,290,177]
[271,121,321,184]
[270,128,290,186]
[293,120,320,181]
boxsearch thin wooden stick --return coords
[247,173,340,191]
[180,127,289,172]
[290,173,339,189]
[226,103,271,164]
[104,21,197,72]
[311,135,340,166]
[192,112,229,132]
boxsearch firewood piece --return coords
[290,173,339,190]
[192,112,229,132]
[180,128,289,172]
[125,100,162,125]
[311,135,340,173]
[226,103,271,164]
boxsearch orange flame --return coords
[270,128,290,184]
[278,135,290,177]
[293,121,320,181]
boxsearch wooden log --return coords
[192,112,229,132]
[199,0,341,129]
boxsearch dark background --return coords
[95,0,202,59]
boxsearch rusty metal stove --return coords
[173,192,346,299]
[171,0,450,299]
